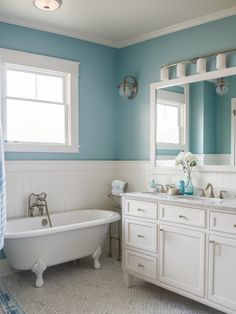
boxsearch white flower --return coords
[175,152,197,169]
[175,152,185,166]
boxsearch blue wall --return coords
[189,81,217,155]
[1,16,236,161]
[189,82,204,154]
[117,16,236,160]
[0,22,118,160]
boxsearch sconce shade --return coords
[118,76,138,99]
[215,78,229,97]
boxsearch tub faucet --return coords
[28,193,52,227]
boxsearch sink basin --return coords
[132,192,236,209]
[176,195,223,205]
[139,192,176,199]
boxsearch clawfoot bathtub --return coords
[4,209,120,287]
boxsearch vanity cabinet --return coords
[208,234,236,311]
[159,225,205,297]
[122,195,236,314]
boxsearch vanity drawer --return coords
[125,249,157,279]
[210,211,236,234]
[124,199,158,219]
[125,220,157,253]
[159,203,206,227]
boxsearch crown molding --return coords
[0,16,117,48]
[116,6,236,48]
[1,6,236,49]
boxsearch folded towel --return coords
[111,180,128,196]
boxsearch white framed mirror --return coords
[150,66,236,171]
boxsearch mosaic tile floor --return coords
[1,257,224,314]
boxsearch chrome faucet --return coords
[205,183,215,198]
[28,192,52,227]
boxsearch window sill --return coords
[4,142,80,153]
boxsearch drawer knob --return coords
[209,240,215,244]
[138,263,144,268]
[137,234,145,238]
[178,214,187,219]
[137,208,144,212]
[234,224,236,228]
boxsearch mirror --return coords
[152,74,236,167]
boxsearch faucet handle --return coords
[165,184,175,192]
[218,190,227,199]
[38,192,47,201]
[197,188,206,197]
[156,184,166,193]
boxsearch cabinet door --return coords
[159,225,205,297]
[208,235,236,311]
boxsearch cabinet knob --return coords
[234,224,236,228]
[138,263,144,268]
[209,240,214,244]
[178,214,187,219]
[137,234,144,238]
[137,208,144,212]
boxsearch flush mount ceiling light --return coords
[215,78,229,97]
[117,76,138,100]
[33,0,62,11]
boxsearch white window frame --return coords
[156,89,187,150]
[0,48,79,153]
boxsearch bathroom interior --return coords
[0,0,236,313]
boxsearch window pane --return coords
[6,99,65,144]
[156,103,180,144]
[7,70,36,99]
[37,74,64,103]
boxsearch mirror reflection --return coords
[156,75,236,166]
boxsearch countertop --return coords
[122,192,236,212]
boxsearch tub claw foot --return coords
[31,260,47,288]
[92,246,102,269]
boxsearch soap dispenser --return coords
[148,179,157,193]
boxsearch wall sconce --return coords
[117,76,138,99]
[215,78,229,97]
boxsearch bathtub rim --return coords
[5,209,120,239]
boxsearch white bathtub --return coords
[4,209,120,287]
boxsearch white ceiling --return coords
[0,0,236,48]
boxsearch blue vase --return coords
[177,180,185,195]
[184,174,194,195]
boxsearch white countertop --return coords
[122,192,236,212]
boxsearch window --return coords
[1,48,79,153]
[156,89,186,150]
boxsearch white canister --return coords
[160,67,169,81]
[196,58,206,73]
[216,53,226,70]
[176,63,186,78]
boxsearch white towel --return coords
[0,125,6,250]
[111,180,127,196]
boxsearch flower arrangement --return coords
[175,152,197,195]
[175,152,197,172]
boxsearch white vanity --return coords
[122,193,236,314]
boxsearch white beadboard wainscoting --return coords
[5,160,236,218]
[5,161,119,219]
